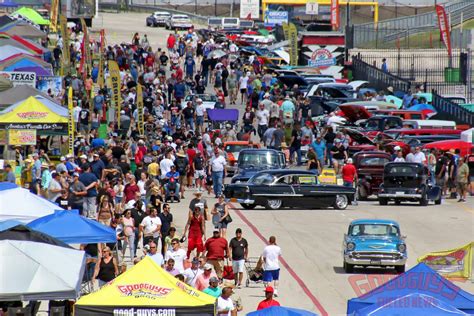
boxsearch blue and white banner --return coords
[264,10,288,27]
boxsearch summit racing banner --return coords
[418,242,473,278]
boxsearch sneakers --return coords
[273,289,278,297]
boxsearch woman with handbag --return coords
[211,194,231,239]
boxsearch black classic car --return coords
[378,162,442,206]
[224,170,356,210]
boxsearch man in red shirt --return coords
[257,286,280,310]
[341,158,358,206]
[204,230,229,279]
[124,175,140,203]
[167,33,176,52]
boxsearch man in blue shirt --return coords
[164,165,180,200]
[31,153,42,194]
[78,163,99,218]
[311,135,327,168]
[91,153,105,180]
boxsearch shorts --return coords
[179,175,186,185]
[194,169,206,179]
[232,259,245,273]
[333,158,345,165]
[187,236,204,253]
[196,116,204,126]
[240,88,247,94]
[263,269,280,282]
[457,182,468,191]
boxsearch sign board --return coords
[8,129,37,145]
[0,123,67,132]
[308,48,336,67]
[0,71,36,87]
[264,11,288,27]
[240,0,259,19]
[306,0,319,15]
[37,76,63,97]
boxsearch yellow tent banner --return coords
[417,242,473,279]
[282,22,289,41]
[59,15,70,75]
[0,96,68,124]
[8,129,36,145]
[288,22,298,66]
[108,60,121,129]
[74,257,216,316]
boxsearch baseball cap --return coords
[347,158,353,164]
[394,146,401,151]
[60,156,66,161]
[209,277,219,283]
[80,154,87,159]
[191,258,200,264]
[73,172,80,177]
[264,286,274,293]
[203,263,213,270]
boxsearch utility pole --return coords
[215,0,217,17]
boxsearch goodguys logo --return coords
[117,283,173,299]
[17,112,49,119]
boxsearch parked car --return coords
[353,151,391,200]
[224,170,356,210]
[359,115,404,132]
[165,14,193,30]
[342,219,407,273]
[230,149,285,184]
[224,141,260,176]
[146,11,170,27]
[181,94,218,110]
[378,162,442,206]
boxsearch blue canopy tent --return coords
[347,263,474,315]
[0,219,22,231]
[0,0,18,8]
[28,210,116,244]
[247,306,318,316]
[353,293,468,316]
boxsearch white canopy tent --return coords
[0,240,86,301]
[0,183,60,223]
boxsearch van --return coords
[403,119,456,130]
[208,18,222,28]
[222,17,239,29]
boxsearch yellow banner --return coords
[67,87,74,155]
[50,0,59,32]
[282,22,289,41]
[8,129,36,145]
[98,52,104,89]
[59,15,70,75]
[288,22,298,66]
[108,60,121,129]
[418,242,473,279]
[137,84,144,135]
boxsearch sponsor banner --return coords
[112,308,176,316]
[306,0,319,15]
[282,22,289,41]
[108,60,122,129]
[331,0,340,30]
[97,29,105,89]
[50,0,59,32]
[288,22,298,66]
[0,71,36,87]
[264,10,288,27]
[240,0,259,19]
[8,129,36,145]
[308,48,336,67]
[435,4,452,57]
[36,76,63,97]
[418,242,473,278]
[137,84,144,136]
[67,87,74,155]
[59,15,70,75]
[0,123,67,132]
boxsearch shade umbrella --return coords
[408,103,437,117]
[0,224,72,248]
[12,7,50,25]
[0,0,18,8]
[247,306,318,316]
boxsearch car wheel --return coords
[395,265,405,273]
[343,261,354,273]
[379,198,388,205]
[265,199,282,210]
[434,196,442,205]
[419,193,428,206]
[395,199,401,205]
[334,195,349,210]
[240,203,256,210]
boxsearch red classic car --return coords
[353,151,392,200]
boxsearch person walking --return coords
[456,157,469,202]
[165,238,187,273]
[217,287,238,316]
[257,286,280,310]
[183,257,203,288]
[79,163,99,219]
[121,209,136,260]
[203,276,222,298]
[140,207,162,246]
[93,246,118,288]
[159,203,173,255]
[229,228,248,288]
[184,207,206,258]
[262,236,281,297]
[211,195,230,239]
[210,148,226,198]
[204,229,229,280]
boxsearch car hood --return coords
[349,236,402,252]
[344,128,375,145]
[338,104,372,122]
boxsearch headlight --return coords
[398,244,406,252]
[347,242,355,251]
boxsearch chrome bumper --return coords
[236,198,255,204]
[226,165,237,174]
[344,253,407,266]
[378,193,422,198]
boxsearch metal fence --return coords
[432,92,474,126]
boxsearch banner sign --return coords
[59,15,70,75]
[435,4,452,57]
[37,76,63,97]
[330,0,340,30]
[308,48,336,67]
[288,22,298,66]
[240,0,260,19]
[0,71,36,87]
[67,87,74,155]
[50,0,59,32]
[108,60,122,129]
[264,11,288,27]
[0,123,67,132]
[97,30,105,89]
[306,0,319,15]
[282,22,289,41]
[8,129,36,145]
[418,242,473,279]
[137,84,144,135]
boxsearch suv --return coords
[230,149,285,184]
[165,14,193,30]
[378,162,442,206]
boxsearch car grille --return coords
[353,252,401,260]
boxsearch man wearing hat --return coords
[183,257,204,288]
[40,162,52,198]
[195,98,206,134]
[203,276,222,298]
[210,148,227,198]
[175,150,189,199]
[30,153,42,194]
[257,286,280,310]
[188,189,209,220]
[48,171,63,202]
[79,163,99,219]
[56,156,68,174]
[195,263,217,291]
[70,173,87,215]
[222,123,237,142]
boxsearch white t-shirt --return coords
[239,76,249,89]
[196,104,206,117]
[73,106,82,122]
[412,152,426,164]
[140,216,162,238]
[137,180,146,195]
[262,244,281,271]
[165,248,187,273]
[211,155,227,172]
[256,109,270,126]
[148,252,164,266]
[183,267,203,287]
[160,158,174,176]
[217,297,234,316]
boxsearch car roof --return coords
[353,151,391,157]
[318,83,353,89]
[256,169,316,176]
[350,219,400,226]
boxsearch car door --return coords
[258,175,297,204]
[292,174,334,207]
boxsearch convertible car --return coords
[224,170,356,210]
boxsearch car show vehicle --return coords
[230,149,285,184]
[225,170,355,210]
[353,151,391,200]
[224,141,260,176]
[181,94,218,110]
[378,162,442,206]
[146,11,170,27]
[165,14,193,30]
[342,219,407,273]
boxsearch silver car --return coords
[165,14,193,30]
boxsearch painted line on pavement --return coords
[229,203,329,316]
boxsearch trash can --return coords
[444,67,460,83]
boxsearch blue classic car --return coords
[342,219,407,273]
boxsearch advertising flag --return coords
[435,4,452,57]
[282,22,289,40]
[108,60,122,129]
[418,242,473,279]
[288,23,298,66]
[50,0,59,32]
[331,0,340,30]
[59,15,70,75]
[97,29,105,88]
[137,84,144,136]
[67,87,74,155]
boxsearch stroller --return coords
[245,256,264,287]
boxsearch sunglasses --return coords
[150,246,156,249]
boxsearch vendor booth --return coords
[11,7,50,26]
[0,53,52,75]
[0,85,53,109]
[75,257,216,316]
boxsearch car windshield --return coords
[387,165,417,175]
[225,144,249,153]
[200,95,217,102]
[249,173,275,185]
[174,16,189,20]
[361,119,381,131]
[360,157,389,166]
[349,224,400,237]
[239,152,281,168]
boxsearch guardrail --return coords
[432,91,474,126]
